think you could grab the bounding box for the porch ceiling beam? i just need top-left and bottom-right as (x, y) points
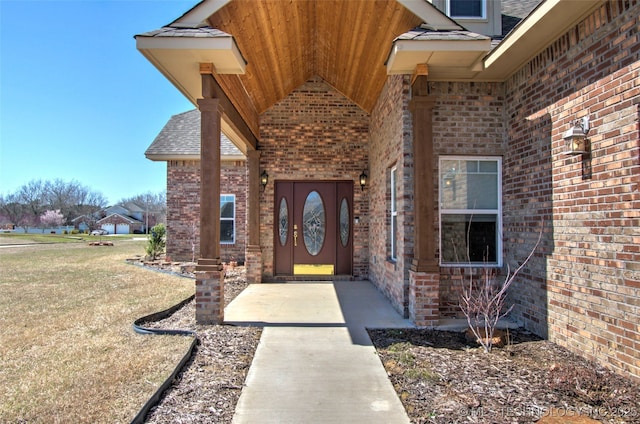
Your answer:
(200, 63), (258, 152)
(411, 63), (429, 85)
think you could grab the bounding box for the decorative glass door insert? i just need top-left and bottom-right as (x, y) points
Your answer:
(302, 191), (326, 256)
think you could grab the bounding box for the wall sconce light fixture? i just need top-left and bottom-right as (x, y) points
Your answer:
(359, 170), (368, 191)
(563, 117), (590, 155)
(443, 175), (454, 188)
(260, 170), (269, 190)
(443, 170), (457, 200)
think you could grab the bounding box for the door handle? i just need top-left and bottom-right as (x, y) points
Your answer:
(293, 224), (298, 247)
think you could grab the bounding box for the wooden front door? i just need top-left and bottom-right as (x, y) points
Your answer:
(274, 181), (353, 276)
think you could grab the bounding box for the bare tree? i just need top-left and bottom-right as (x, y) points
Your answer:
(119, 191), (167, 232)
(0, 194), (26, 229)
(3, 180), (163, 232)
(44, 179), (107, 224)
(45, 179), (77, 217)
(2, 179), (107, 231)
(17, 179), (46, 230)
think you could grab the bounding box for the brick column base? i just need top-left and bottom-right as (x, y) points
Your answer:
(245, 245), (263, 284)
(409, 270), (440, 327)
(195, 259), (224, 324)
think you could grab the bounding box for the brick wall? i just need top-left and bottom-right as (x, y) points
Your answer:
(368, 74), (413, 317)
(223, 161), (247, 263)
(258, 76), (370, 279)
(504, 0), (640, 380)
(368, 78), (507, 320)
(166, 159), (247, 263)
(429, 81), (506, 317)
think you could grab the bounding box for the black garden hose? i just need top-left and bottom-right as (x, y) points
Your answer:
(130, 295), (197, 424)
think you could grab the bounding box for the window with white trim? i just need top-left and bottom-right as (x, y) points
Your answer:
(220, 194), (235, 244)
(390, 165), (398, 261)
(439, 156), (501, 266)
(447, 0), (486, 19)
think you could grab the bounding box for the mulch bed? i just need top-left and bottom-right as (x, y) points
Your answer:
(136, 263), (639, 423)
(368, 328), (640, 424)
(138, 267), (262, 424)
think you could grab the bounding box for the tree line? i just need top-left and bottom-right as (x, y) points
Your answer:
(0, 179), (165, 232)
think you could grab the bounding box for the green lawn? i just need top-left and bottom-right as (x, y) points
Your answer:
(0, 232), (143, 245)
(0, 239), (194, 423)
(0, 232), (86, 245)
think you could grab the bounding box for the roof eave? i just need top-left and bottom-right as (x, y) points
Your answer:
(482, 0), (605, 80)
(136, 33), (246, 74)
(135, 30), (246, 105)
(145, 153), (201, 161)
(145, 153), (245, 162)
(386, 37), (492, 76)
(170, 0), (231, 28)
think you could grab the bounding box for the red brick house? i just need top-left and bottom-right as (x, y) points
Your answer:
(136, 0), (640, 381)
(94, 204), (150, 234)
(96, 213), (143, 235)
(145, 109), (247, 263)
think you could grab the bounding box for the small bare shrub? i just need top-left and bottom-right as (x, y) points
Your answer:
(188, 220), (198, 263)
(459, 221), (543, 353)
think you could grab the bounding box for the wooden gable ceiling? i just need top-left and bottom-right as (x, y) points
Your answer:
(206, 0), (422, 115)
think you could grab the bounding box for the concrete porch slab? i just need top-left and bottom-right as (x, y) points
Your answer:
(225, 280), (414, 424)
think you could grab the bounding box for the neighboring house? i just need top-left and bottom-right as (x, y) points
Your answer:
(136, 0), (640, 381)
(82, 203), (158, 234)
(97, 212), (144, 235)
(145, 109), (247, 263)
(71, 215), (93, 232)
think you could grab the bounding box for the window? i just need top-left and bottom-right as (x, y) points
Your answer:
(439, 156), (501, 266)
(447, 0), (486, 19)
(390, 166), (398, 261)
(220, 194), (235, 244)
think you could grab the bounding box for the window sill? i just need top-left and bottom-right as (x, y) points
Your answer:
(386, 258), (399, 272)
(440, 263), (502, 269)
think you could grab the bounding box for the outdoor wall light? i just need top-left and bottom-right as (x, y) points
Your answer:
(260, 170), (269, 190)
(359, 170), (368, 191)
(563, 117), (590, 155)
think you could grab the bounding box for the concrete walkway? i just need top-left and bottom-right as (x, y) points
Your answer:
(225, 280), (414, 424)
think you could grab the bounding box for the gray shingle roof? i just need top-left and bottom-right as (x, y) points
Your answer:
(136, 26), (232, 39)
(501, 0), (543, 37)
(394, 0), (543, 51)
(396, 28), (489, 42)
(145, 109), (244, 160)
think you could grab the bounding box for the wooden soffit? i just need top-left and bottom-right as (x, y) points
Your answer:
(205, 0), (423, 115)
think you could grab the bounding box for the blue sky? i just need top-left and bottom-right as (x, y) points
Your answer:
(0, 0), (197, 204)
